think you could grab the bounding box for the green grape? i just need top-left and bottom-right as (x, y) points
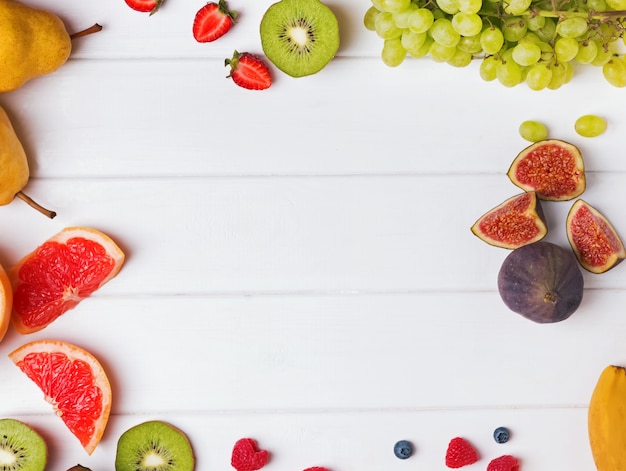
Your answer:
(429, 41), (458, 61)
(575, 40), (598, 64)
(429, 18), (461, 47)
(525, 14), (546, 31)
(401, 29), (427, 52)
(575, 115), (607, 137)
(364, 6), (380, 31)
(457, 0), (482, 14)
(393, 3), (418, 29)
(504, 0), (532, 15)
(447, 48), (473, 66)
(496, 57), (522, 86)
(603, 57), (626, 87)
(503, 17), (527, 42)
(480, 27), (504, 54)
(480, 55), (499, 80)
(451, 12), (483, 36)
(554, 37), (579, 62)
(587, 0), (608, 10)
(591, 42), (615, 66)
(457, 33), (483, 53)
(563, 60), (574, 83)
(436, 0), (460, 14)
(519, 32), (541, 44)
(381, 38), (407, 66)
(408, 8), (434, 34)
(535, 17), (555, 42)
(512, 42), (542, 66)
(375, 12), (403, 39)
(519, 120), (549, 142)
(538, 41), (554, 61)
(371, 0), (385, 11)
(547, 62), (567, 89)
(556, 17), (589, 39)
(606, 0), (626, 9)
(409, 35), (434, 57)
(525, 63), (553, 90)
(382, 0), (412, 13)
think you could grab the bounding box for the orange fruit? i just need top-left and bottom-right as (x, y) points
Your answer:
(10, 226), (125, 334)
(0, 263), (13, 342)
(9, 339), (112, 455)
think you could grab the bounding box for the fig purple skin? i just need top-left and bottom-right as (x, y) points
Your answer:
(497, 241), (584, 323)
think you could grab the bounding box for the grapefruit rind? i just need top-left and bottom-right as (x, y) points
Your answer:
(9, 339), (112, 455)
(566, 199), (626, 274)
(9, 226), (125, 334)
(0, 263), (13, 342)
(471, 192), (548, 249)
(507, 139), (586, 201)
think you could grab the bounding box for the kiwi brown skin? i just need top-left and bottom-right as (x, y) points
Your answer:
(260, 0), (340, 77)
(115, 420), (195, 471)
(0, 418), (47, 471)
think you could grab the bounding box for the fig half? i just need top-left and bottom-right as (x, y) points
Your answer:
(508, 139), (585, 201)
(498, 241), (584, 323)
(471, 192), (547, 249)
(566, 199), (626, 274)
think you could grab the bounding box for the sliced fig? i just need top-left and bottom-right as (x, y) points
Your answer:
(507, 139), (585, 201)
(498, 241), (584, 323)
(566, 199), (626, 274)
(471, 192), (548, 249)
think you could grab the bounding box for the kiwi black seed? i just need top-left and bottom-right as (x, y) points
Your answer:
(115, 421), (194, 471)
(0, 418), (47, 471)
(260, 0), (340, 77)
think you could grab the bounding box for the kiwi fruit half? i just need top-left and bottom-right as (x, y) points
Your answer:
(0, 418), (47, 471)
(260, 0), (340, 77)
(115, 420), (194, 471)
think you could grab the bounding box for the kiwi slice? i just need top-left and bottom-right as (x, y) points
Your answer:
(115, 421), (194, 471)
(0, 418), (47, 471)
(260, 0), (340, 77)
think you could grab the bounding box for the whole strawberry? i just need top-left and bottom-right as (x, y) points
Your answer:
(487, 455), (520, 471)
(193, 0), (237, 42)
(125, 0), (163, 15)
(225, 51), (272, 90)
(445, 437), (479, 468)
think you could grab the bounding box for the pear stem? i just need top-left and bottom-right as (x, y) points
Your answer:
(16, 192), (57, 219)
(70, 23), (103, 40)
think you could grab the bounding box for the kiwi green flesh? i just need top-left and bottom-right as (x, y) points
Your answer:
(115, 421), (194, 471)
(260, 0), (340, 77)
(0, 419), (47, 471)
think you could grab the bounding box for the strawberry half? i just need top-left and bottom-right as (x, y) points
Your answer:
(445, 437), (479, 468)
(125, 0), (163, 15)
(193, 0), (237, 43)
(225, 51), (272, 90)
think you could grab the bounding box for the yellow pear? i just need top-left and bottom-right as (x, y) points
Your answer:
(0, 106), (55, 218)
(0, 0), (101, 93)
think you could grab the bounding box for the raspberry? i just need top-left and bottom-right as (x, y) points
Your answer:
(487, 454), (520, 471)
(445, 437), (479, 468)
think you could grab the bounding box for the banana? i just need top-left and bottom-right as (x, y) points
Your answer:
(588, 365), (626, 471)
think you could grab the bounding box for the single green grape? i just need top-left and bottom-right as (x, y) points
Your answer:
(401, 29), (427, 52)
(525, 14), (545, 31)
(382, 0), (412, 14)
(408, 35), (434, 57)
(575, 41), (598, 64)
(512, 42), (542, 66)
(535, 17), (555, 42)
(496, 57), (522, 87)
(603, 58), (626, 87)
(547, 62), (567, 89)
(554, 37), (579, 62)
(429, 41), (457, 61)
(575, 115), (607, 138)
(591, 42), (617, 67)
(502, 18), (527, 42)
(392, 4), (418, 29)
(364, 6), (380, 31)
(456, 0), (482, 14)
(436, 0), (460, 14)
(504, 0), (532, 15)
(519, 120), (549, 142)
(381, 38), (407, 66)
(480, 27), (504, 54)
(429, 18), (461, 47)
(457, 34), (483, 54)
(375, 12), (403, 39)
(451, 12), (483, 36)
(480, 55), (499, 81)
(408, 8), (434, 34)
(525, 63), (553, 90)
(447, 49), (473, 67)
(556, 17), (589, 39)
(606, 0), (626, 9)
(587, 0), (608, 11)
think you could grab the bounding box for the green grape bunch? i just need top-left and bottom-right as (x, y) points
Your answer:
(363, 0), (626, 88)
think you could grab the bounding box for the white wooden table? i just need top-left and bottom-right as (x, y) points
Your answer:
(1, 0), (625, 469)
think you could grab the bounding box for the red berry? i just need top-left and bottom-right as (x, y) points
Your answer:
(487, 455), (520, 471)
(124, 0), (162, 15)
(303, 468), (331, 471)
(231, 438), (269, 471)
(445, 437), (479, 468)
(193, 0), (237, 42)
(225, 51), (272, 90)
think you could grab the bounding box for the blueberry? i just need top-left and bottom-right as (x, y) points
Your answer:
(393, 440), (414, 459)
(493, 426), (510, 444)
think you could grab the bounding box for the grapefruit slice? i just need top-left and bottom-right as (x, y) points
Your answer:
(0, 263), (13, 342)
(10, 226), (125, 334)
(9, 339), (112, 455)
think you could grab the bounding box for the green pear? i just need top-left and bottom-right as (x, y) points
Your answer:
(0, 0), (101, 92)
(0, 106), (56, 217)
